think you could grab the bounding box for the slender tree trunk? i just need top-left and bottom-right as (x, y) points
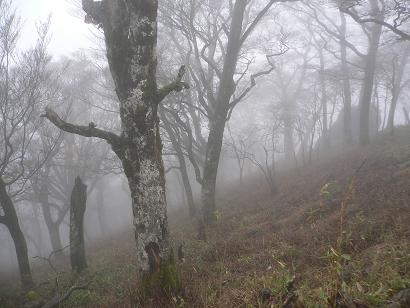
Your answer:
(39, 181), (63, 253)
(359, 1), (383, 145)
(318, 49), (329, 148)
(386, 44), (410, 133)
(403, 107), (410, 125)
(70, 177), (87, 273)
(32, 204), (44, 256)
(239, 166), (244, 186)
(0, 178), (33, 289)
(339, 10), (353, 145)
(160, 110), (196, 217)
(96, 181), (108, 237)
(283, 104), (294, 161)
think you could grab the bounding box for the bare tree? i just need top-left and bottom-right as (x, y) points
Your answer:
(225, 124), (257, 185)
(385, 42), (410, 133)
(245, 122), (281, 195)
(42, 0), (189, 284)
(305, 0), (385, 145)
(162, 0), (295, 224)
(0, 2), (57, 288)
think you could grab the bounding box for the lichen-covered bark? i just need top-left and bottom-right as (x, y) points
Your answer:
(82, 0), (169, 275)
(70, 176), (87, 273)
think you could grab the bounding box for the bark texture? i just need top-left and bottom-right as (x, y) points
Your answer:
(70, 176), (87, 273)
(96, 0), (169, 274)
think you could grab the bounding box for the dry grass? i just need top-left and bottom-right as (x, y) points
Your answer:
(1, 128), (410, 307)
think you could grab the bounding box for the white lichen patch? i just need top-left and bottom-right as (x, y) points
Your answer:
(128, 156), (168, 273)
(129, 16), (156, 39)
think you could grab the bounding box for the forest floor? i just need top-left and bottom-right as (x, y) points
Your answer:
(1, 127), (410, 307)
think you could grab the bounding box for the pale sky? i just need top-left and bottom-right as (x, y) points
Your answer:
(14, 0), (96, 59)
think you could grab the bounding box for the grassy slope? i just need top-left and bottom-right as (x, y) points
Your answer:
(1, 128), (410, 307)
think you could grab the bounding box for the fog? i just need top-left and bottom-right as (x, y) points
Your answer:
(0, 0), (409, 306)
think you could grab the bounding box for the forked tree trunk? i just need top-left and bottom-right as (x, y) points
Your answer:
(0, 178), (33, 289)
(39, 179), (63, 254)
(70, 176), (87, 273)
(201, 0), (247, 225)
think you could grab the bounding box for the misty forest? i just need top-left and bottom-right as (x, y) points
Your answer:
(0, 0), (410, 307)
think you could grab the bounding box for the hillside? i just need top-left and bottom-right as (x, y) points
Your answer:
(2, 127), (410, 307)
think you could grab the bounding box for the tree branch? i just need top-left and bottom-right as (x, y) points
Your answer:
(40, 280), (92, 308)
(157, 65), (190, 103)
(240, 0), (300, 46)
(41, 107), (124, 150)
(341, 7), (410, 40)
(227, 54), (277, 120)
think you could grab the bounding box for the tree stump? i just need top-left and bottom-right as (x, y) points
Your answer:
(70, 176), (87, 273)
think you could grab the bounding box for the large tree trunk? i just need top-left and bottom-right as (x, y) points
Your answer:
(359, 0), (383, 145)
(201, 115), (227, 224)
(70, 176), (87, 273)
(201, 0), (247, 225)
(0, 178), (34, 289)
(339, 10), (353, 145)
(44, 0), (187, 286)
(82, 0), (171, 276)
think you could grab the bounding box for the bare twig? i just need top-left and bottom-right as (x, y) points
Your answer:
(40, 280), (92, 308)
